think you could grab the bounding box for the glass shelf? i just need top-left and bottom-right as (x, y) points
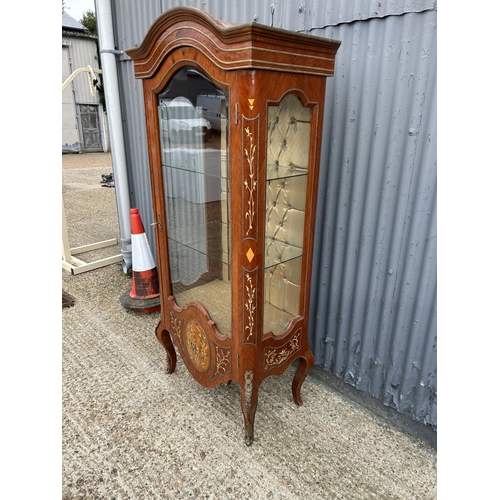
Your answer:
(264, 237), (302, 269)
(168, 236), (230, 274)
(168, 221), (229, 264)
(266, 164), (308, 181)
(162, 147), (227, 179)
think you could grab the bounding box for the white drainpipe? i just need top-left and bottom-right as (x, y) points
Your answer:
(95, 0), (132, 273)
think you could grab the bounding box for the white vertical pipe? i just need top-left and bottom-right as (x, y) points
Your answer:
(95, 0), (132, 273)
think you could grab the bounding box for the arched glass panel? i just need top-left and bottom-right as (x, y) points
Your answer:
(264, 94), (311, 335)
(158, 66), (231, 334)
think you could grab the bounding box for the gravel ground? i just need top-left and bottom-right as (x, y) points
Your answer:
(61, 152), (437, 499)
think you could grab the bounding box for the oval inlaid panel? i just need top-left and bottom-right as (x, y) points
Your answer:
(185, 320), (210, 372)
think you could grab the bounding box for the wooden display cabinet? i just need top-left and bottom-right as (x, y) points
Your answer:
(127, 7), (340, 445)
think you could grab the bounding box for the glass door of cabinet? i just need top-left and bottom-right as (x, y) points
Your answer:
(158, 66), (231, 335)
(264, 94), (312, 335)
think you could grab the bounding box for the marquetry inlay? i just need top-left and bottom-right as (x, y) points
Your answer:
(244, 126), (257, 237)
(244, 270), (257, 343)
(246, 247), (255, 263)
(186, 320), (210, 373)
(210, 344), (231, 380)
(264, 330), (301, 370)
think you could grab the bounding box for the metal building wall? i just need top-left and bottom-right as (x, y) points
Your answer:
(62, 45), (80, 152)
(68, 37), (102, 105)
(62, 34), (104, 152)
(110, 0), (437, 430)
(307, 7), (437, 430)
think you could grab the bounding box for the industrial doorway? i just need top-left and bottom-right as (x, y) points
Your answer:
(79, 104), (102, 151)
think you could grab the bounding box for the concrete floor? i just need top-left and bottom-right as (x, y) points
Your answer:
(62, 152), (437, 499)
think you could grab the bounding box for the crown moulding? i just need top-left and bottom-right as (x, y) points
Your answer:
(126, 6), (341, 79)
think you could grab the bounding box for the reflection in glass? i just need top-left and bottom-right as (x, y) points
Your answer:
(264, 94), (312, 335)
(159, 66), (231, 334)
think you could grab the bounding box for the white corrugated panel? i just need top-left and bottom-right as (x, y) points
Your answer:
(67, 37), (101, 105)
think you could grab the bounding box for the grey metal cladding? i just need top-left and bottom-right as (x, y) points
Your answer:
(309, 8), (437, 428)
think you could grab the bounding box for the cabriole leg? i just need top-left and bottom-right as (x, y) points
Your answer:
(292, 349), (314, 406)
(155, 321), (177, 374)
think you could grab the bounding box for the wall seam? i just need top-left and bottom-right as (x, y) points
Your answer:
(298, 4), (437, 33)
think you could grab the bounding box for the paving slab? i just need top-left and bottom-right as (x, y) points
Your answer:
(62, 152), (437, 499)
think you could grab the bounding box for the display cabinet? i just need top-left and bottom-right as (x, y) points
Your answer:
(127, 7), (340, 445)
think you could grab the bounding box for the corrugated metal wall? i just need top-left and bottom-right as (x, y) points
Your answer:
(62, 45), (80, 151)
(308, 6), (437, 430)
(62, 34), (104, 152)
(67, 37), (102, 105)
(110, 0), (437, 430)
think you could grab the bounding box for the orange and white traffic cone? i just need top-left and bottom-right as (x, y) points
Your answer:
(120, 208), (161, 313)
